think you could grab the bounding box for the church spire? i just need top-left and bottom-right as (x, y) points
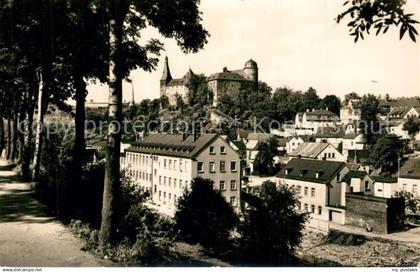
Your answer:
(161, 56), (172, 82)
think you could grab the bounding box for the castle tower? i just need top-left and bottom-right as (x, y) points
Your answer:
(243, 59), (258, 83)
(160, 56), (172, 97)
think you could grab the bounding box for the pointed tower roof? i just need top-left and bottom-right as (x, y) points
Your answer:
(161, 56), (172, 82)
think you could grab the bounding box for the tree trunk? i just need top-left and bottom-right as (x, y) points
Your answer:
(5, 118), (11, 159)
(32, 76), (45, 182)
(99, 7), (125, 251)
(69, 0), (88, 218)
(0, 117), (4, 158)
(8, 113), (18, 162)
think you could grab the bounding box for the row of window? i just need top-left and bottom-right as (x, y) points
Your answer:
(209, 145), (226, 155)
(322, 152), (336, 159)
(162, 158), (189, 173)
(293, 185), (316, 197)
(127, 169), (151, 182)
(158, 176), (188, 190)
(157, 190), (178, 206)
(402, 184), (418, 196)
(197, 160), (237, 173)
(126, 153), (190, 173)
(302, 203), (322, 215)
(218, 180), (237, 191)
(126, 153), (156, 167)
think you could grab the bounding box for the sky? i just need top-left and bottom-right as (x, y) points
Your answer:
(83, 0), (420, 104)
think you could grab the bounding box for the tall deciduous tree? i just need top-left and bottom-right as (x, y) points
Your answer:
(99, 0), (208, 250)
(403, 116), (420, 149)
(359, 94), (381, 145)
(175, 177), (238, 253)
(369, 133), (404, 174)
(238, 181), (307, 265)
(321, 95), (342, 115)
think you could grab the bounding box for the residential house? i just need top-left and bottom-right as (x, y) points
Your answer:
(295, 109), (341, 131)
(339, 170), (374, 206)
(342, 133), (365, 157)
(286, 136), (305, 154)
(340, 99), (361, 125)
(123, 133), (241, 216)
(398, 157), (420, 197)
(277, 158), (349, 223)
(289, 142), (346, 162)
(314, 126), (346, 149)
(371, 176), (398, 198)
(383, 106), (420, 140)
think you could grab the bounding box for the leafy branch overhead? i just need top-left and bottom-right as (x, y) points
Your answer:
(337, 0), (419, 42)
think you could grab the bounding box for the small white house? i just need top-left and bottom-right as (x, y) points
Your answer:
(339, 170), (374, 206)
(371, 176), (398, 198)
(286, 136), (305, 154)
(342, 134), (365, 156)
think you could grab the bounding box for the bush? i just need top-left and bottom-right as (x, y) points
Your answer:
(175, 177), (239, 253)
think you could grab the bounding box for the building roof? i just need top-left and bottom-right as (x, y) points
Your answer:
(244, 59), (258, 69)
(342, 133), (363, 140)
(370, 176), (398, 184)
(207, 70), (249, 82)
(247, 133), (273, 142)
(289, 142), (330, 158)
(277, 158), (345, 183)
(166, 69), (195, 86)
(341, 170), (367, 183)
(126, 133), (220, 158)
(387, 106), (413, 120)
(303, 109), (340, 122)
(399, 157), (420, 179)
(315, 126), (346, 138)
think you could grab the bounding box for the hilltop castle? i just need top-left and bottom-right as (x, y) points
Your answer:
(160, 57), (258, 106)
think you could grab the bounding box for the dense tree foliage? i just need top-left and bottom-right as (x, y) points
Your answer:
(359, 94), (381, 145)
(238, 181), (307, 265)
(403, 116), (420, 148)
(175, 177), (238, 253)
(253, 137), (279, 176)
(321, 95), (342, 115)
(369, 133), (403, 174)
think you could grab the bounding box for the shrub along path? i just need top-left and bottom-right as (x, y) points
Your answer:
(0, 159), (110, 267)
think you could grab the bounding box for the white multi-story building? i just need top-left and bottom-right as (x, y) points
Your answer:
(295, 109), (340, 131)
(277, 158), (349, 223)
(123, 133), (241, 216)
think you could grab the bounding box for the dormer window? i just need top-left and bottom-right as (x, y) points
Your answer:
(300, 169), (308, 176)
(285, 168), (292, 175)
(315, 171), (323, 179)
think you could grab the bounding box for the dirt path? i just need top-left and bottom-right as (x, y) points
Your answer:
(0, 160), (110, 267)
